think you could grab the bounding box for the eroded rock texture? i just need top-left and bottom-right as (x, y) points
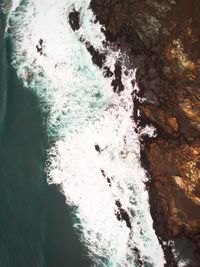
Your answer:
(91, 0), (200, 265)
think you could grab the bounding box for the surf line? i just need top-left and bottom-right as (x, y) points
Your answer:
(8, 1), (165, 266)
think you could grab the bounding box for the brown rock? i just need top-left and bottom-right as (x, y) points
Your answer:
(155, 181), (163, 191)
(168, 117), (179, 132)
(162, 66), (173, 80)
(148, 68), (157, 80)
(187, 63), (196, 72)
(171, 225), (181, 237)
(91, 0), (200, 265)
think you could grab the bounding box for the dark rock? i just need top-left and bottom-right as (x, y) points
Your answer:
(115, 200), (131, 229)
(94, 144), (101, 152)
(111, 62), (124, 93)
(103, 66), (113, 78)
(69, 8), (80, 31)
(86, 42), (106, 68)
(36, 39), (44, 55)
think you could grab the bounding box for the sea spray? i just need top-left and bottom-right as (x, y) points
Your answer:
(8, 0), (165, 266)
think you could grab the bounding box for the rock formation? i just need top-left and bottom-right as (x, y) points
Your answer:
(90, 0), (200, 265)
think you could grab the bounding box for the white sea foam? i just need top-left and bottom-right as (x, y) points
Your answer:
(8, 0), (165, 266)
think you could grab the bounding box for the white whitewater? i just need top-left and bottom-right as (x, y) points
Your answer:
(8, 0), (165, 266)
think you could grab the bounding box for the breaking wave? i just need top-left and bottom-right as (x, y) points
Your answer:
(8, 0), (165, 266)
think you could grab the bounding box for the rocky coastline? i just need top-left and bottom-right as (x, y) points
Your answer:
(88, 1), (200, 266)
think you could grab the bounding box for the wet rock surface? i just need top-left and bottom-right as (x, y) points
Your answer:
(69, 8), (80, 31)
(115, 200), (132, 229)
(91, 0), (200, 266)
(36, 39), (44, 55)
(85, 41), (106, 68)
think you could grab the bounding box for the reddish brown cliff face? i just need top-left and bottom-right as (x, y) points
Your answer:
(90, 0), (200, 265)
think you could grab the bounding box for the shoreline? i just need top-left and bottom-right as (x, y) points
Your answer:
(89, 1), (200, 266)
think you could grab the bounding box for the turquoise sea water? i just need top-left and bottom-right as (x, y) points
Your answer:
(0, 2), (89, 266)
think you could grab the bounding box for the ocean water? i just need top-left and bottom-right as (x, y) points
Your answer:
(0, 1), (89, 267)
(1, 0), (166, 266)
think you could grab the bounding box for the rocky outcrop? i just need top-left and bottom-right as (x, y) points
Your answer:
(69, 8), (80, 31)
(90, 0), (200, 265)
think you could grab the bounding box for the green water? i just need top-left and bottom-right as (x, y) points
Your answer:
(0, 5), (89, 267)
